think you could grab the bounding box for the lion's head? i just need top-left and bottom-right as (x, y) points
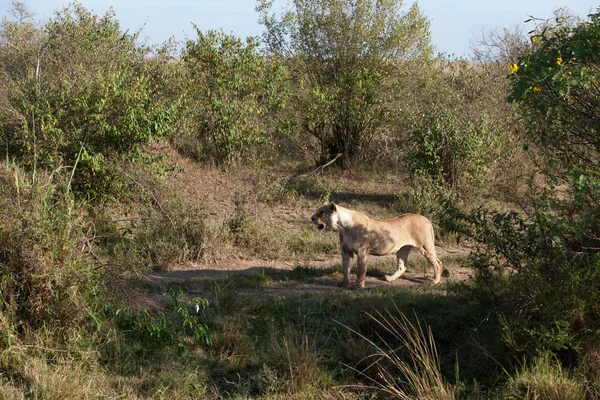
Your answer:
(311, 203), (339, 232)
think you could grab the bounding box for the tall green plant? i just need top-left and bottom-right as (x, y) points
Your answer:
(399, 58), (516, 209)
(0, 2), (172, 199)
(508, 9), (600, 169)
(182, 28), (289, 164)
(447, 9), (600, 357)
(407, 107), (489, 191)
(258, 0), (433, 166)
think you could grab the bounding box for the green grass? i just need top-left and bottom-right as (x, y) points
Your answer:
(113, 267), (510, 396)
(502, 353), (588, 400)
(0, 264), (513, 399)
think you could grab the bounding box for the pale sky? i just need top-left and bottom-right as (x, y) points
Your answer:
(0, 0), (597, 58)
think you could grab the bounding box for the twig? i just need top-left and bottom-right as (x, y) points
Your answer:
(281, 153), (343, 180)
(120, 170), (176, 229)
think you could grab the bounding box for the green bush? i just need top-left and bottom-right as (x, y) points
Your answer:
(259, 0), (433, 166)
(445, 10), (600, 359)
(181, 28), (289, 164)
(400, 59), (519, 202)
(448, 200), (600, 355)
(110, 291), (212, 357)
(407, 108), (489, 192)
(0, 3), (174, 200)
(508, 9), (600, 170)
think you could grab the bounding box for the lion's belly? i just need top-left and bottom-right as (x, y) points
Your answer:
(368, 232), (409, 256)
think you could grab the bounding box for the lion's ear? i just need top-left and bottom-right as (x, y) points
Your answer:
(329, 203), (337, 212)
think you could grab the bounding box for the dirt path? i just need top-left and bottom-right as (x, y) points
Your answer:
(144, 245), (472, 301)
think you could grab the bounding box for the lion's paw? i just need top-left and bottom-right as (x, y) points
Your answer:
(348, 283), (365, 290)
(384, 274), (393, 282)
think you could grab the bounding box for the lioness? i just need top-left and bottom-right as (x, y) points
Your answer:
(311, 203), (446, 288)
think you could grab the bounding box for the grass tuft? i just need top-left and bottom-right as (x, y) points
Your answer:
(346, 306), (455, 399)
(503, 353), (588, 400)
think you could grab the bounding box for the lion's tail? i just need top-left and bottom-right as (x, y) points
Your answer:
(441, 263), (450, 278)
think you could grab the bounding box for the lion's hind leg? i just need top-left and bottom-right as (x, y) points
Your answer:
(422, 246), (443, 284)
(384, 246), (411, 282)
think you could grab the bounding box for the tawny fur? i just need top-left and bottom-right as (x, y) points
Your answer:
(311, 203), (446, 289)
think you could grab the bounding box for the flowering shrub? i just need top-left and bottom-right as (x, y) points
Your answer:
(449, 9), (600, 357)
(508, 10), (600, 168)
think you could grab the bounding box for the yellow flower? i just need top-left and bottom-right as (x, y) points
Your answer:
(557, 57), (563, 65)
(533, 86), (541, 92)
(531, 36), (538, 43)
(509, 63), (519, 74)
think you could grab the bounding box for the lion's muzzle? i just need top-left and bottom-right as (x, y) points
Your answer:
(311, 215), (326, 232)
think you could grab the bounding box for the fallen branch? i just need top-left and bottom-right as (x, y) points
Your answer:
(282, 153), (343, 180)
(121, 170), (176, 230)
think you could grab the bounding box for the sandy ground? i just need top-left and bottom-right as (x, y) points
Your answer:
(142, 245), (472, 303)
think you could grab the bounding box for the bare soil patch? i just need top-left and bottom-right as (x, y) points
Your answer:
(145, 245), (472, 301)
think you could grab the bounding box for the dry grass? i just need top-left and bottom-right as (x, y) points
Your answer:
(346, 306), (455, 400)
(21, 359), (118, 400)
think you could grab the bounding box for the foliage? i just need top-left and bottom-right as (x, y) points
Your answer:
(401, 59), (519, 202)
(0, 2), (173, 200)
(112, 290), (212, 356)
(259, 0), (433, 166)
(446, 196), (600, 355)
(0, 161), (99, 334)
(182, 28), (289, 164)
(508, 9), (600, 169)
(444, 10), (600, 360)
(407, 106), (489, 192)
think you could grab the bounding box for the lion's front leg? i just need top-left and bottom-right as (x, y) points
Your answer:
(355, 252), (368, 289)
(339, 251), (352, 287)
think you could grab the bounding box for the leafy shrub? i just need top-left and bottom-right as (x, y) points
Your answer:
(441, 12), (600, 363)
(406, 107), (489, 192)
(111, 291), (212, 356)
(447, 197), (600, 355)
(0, 161), (99, 334)
(0, 3), (174, 200)
(259, 0), (433, 166)
(182, 28), (289, 164)
(400, 59), (518, 202)
(508, 10), (600, 170)
(395, 174), (455, 221)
